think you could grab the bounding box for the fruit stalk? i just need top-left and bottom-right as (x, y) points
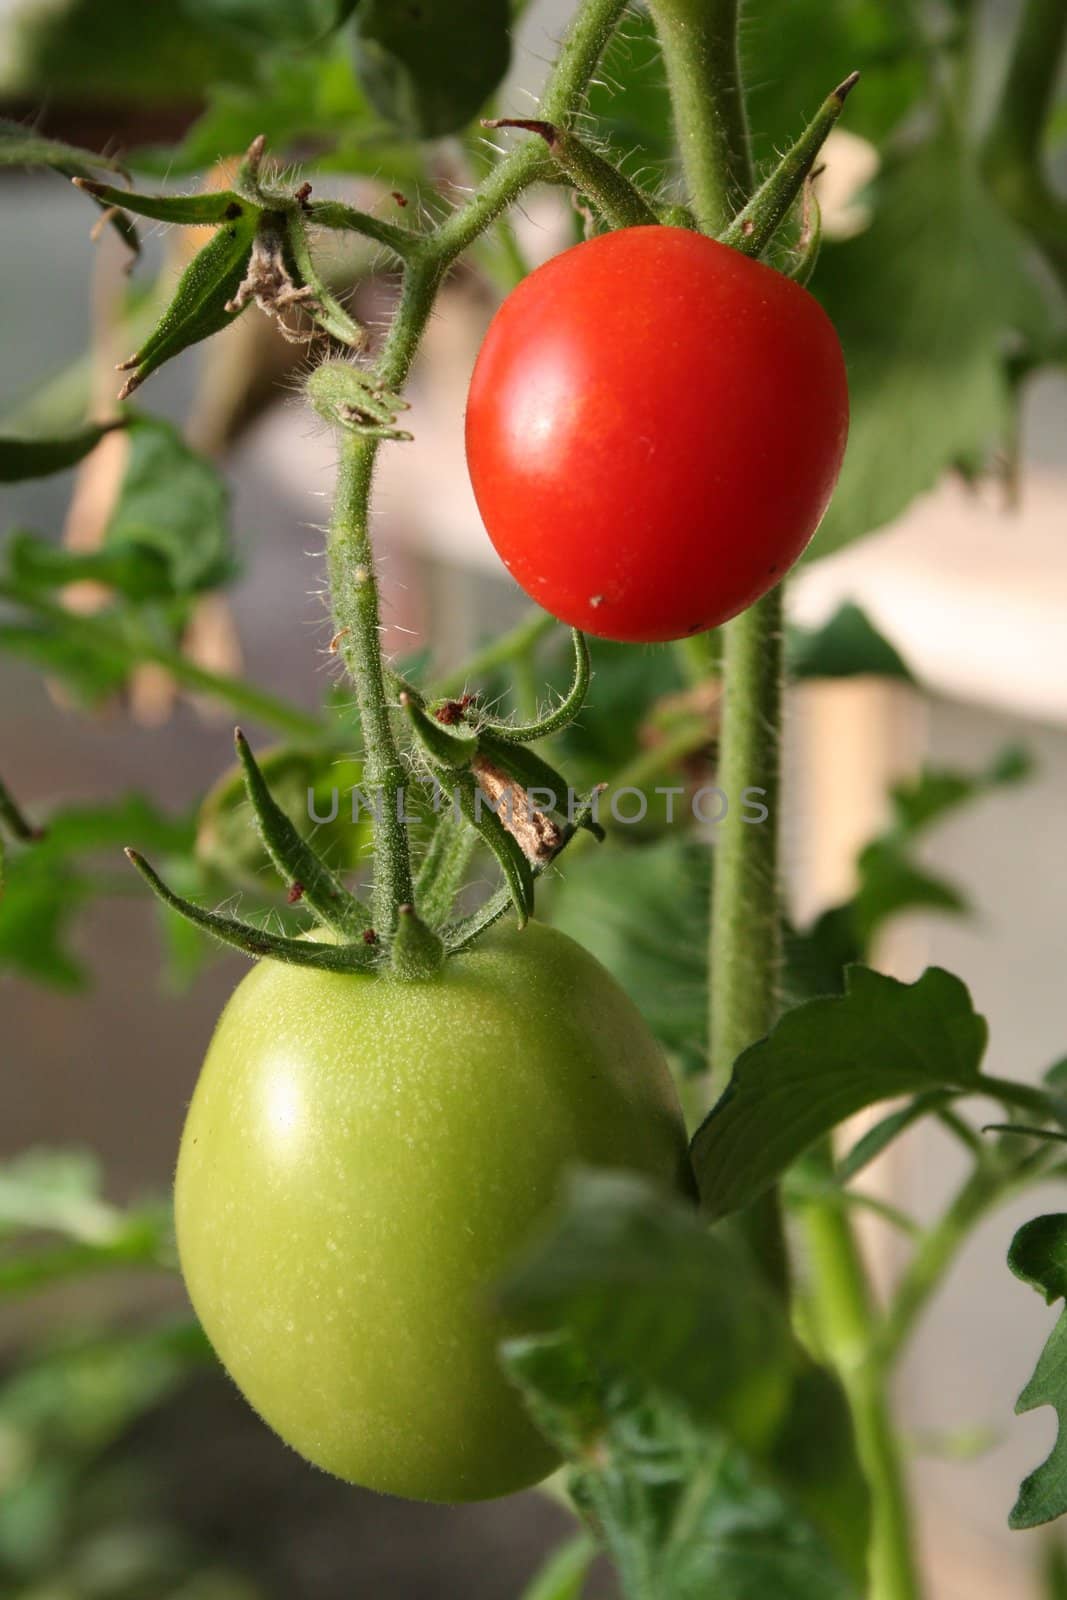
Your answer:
(647, 0), (751, 232)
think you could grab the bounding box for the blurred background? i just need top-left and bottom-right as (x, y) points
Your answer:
(2, 0), (1066, 1595)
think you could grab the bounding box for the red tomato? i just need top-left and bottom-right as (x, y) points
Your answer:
(465, 227), (849, 643)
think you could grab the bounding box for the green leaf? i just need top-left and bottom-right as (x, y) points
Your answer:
(691, 966), (988, 1218)
(0, 1317), (212, 1460)
(887, 745), (1032, 836)
(499, 1171), (792, 1450)
(102, 415), (235, 595)
(788, 602), (915, 683)
(784, 746), (1033, 999)
(0, 795), (193, 988)
(812, 134), (1051, 560)
(116, 214), (259, 399)
(0, 0), (256, 100)
(504, 1336), (860, 1600)
(519, 1535), (596, 1600)
(353, 0), (511, 140)
(0, 617), (131, 707)
(850, 840), (966, 943)
(1010, 1215), (1067, 1528)
(183, 0), (357, 45)
(0, 421), (126, 484)
(547, 837), (709, 1071)
(139, 47), (415, 179)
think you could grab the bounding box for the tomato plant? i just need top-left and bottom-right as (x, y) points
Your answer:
(466, 227), (849, 643)
(176, 921), (691, 1500)
(3, 0), (1067, 1596)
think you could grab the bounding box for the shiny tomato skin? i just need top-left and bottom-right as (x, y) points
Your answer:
(175, 920), (691, 1503)
(465, 227), (849, 643)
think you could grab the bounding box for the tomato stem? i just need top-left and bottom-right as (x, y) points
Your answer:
(803, 1188), (923, 1600)
(646, 0), (752, 233)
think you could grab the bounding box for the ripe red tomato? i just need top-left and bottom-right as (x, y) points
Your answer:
(465, 227), (849, 643)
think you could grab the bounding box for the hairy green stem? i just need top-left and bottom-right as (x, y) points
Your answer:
(648, 0), (752, 231)
(707, 586), (782, 1098)
(803, 1195), (922, 1600)
(654, 0), (788, 1301)
(877, 1144), (1056, 1370)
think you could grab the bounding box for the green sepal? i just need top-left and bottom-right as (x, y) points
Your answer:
(442, 769), (533, 929)
(415, 812), (478, 928)
(306, 360), (412, 441)
(306, 200), (423, 260)
(0, 420), (126, 484)
(125, 849), (378, 972)
(283, 211), (365, 348)
(401, 692), (478, 772)
(389, 902), (445, 979)
(442, 785), (605, 953)
(720, 72), (859, 260)
(116, 210), (260, 399)
(484, 121), (659, 230)
(353, 0), (511, 141)
(789, 186), (823, 287)
(72, 177), (254, 227)
(476, 734), (604, 841)
(234, 728), (371, 935)
(480, 629), (591, 743)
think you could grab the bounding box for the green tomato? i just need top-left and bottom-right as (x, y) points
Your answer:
(176, 920), (692, 1502)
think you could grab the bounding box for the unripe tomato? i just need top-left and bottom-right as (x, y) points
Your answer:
(465, 227), (849, 643)
(176, 921), (692, 1502)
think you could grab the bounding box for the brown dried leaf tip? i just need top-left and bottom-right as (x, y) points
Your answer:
(225, 230), (315, 338)
(472, 755), (563, 864)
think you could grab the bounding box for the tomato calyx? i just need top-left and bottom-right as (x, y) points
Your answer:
(125, 630), (603, 975)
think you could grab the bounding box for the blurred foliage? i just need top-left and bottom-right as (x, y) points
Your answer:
(0, 1149), (173, 1296)
(0, 797), (193, 988)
